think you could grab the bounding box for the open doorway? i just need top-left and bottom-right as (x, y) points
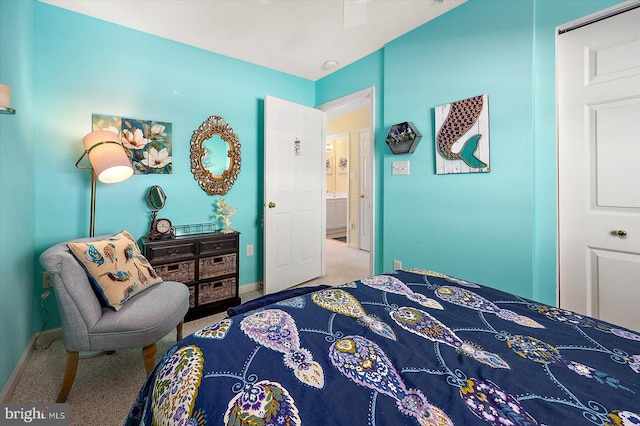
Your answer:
(325, 131), (349, 239)
(315, 87), (375, 283)
(263, 91), (373, 294)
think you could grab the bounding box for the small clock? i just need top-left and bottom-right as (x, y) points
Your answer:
(150, 217), (175, 240)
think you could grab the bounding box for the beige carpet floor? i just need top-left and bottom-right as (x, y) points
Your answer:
(8, 238), (369, 425)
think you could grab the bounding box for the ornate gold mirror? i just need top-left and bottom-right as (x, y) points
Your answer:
(190, 115), (241, 195)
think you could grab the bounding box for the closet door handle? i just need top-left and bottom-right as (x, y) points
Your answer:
(268, 202), (276, 208)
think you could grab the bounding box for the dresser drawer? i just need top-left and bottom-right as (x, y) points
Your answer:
(154, 259), (196, 283)
(146, 242), (195, 263)
(199, 253), (237, 279)
(141, 231), (240, 321)
(198, 277), (236, 305)
(200, 237), (237, 256)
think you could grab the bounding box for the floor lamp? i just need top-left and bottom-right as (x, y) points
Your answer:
(75, 130), (133, 237)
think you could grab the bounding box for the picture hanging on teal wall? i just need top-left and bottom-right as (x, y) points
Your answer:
(92, 114), (173, 174)
(434, 94), (490, 174)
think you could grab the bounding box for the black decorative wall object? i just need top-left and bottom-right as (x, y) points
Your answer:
(385, 122), (422, 155)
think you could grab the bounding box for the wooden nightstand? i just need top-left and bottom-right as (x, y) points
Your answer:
(141, 231), (241, 321)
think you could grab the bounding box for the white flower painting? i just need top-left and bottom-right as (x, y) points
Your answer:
(92, 114), (173, 174)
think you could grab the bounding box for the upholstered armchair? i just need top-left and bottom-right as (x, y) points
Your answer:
(39, 233), (190, 403)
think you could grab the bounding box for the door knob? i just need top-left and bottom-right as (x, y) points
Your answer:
(268, 202), (276, 208)
(616, 229), (628, 237)
(360, 194), (365, 199)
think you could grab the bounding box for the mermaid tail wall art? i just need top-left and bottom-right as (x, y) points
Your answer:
(435, 94), (489, 174)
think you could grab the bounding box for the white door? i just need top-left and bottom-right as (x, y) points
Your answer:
(264, 95), (326, 294)
(558, 5), (640, 332)
(358, 128), (372, 252)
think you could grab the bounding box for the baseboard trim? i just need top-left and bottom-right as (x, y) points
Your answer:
(0, 328), (62, 403)
(239, 281), (263, 294)
(0, 336), (34, 403)
(1, 284), (263, 402)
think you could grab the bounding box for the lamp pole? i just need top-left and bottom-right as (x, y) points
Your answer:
(90, 171), (97, 237)
(76, 131), (133, 237)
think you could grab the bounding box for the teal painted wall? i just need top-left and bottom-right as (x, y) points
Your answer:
(383, 0), (537, 298)
(31, 2), (315, 333)
(1, 0), (626, 394)
(0, 0), (36, 393)
(2, 0), (316, 392)
(380, 0), (622, 302)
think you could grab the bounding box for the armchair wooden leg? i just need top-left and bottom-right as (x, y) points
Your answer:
(57, 351), (79, 403)
(142, 344), (157, 376)
(176, 320), (184, 341)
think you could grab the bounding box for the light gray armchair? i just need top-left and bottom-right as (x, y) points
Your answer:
(39, 234), (190, 403)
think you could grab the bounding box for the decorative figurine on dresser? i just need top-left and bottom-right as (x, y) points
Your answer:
(141, 186), (241, 321)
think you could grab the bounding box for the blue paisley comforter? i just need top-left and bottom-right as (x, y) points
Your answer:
(125, 269), (640, 425)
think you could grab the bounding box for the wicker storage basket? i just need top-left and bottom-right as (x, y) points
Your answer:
(198, 278), (236, 305)
(199, 253), (237, 279)
(188, 286), (195, 308)
(154, 260), (196, 283)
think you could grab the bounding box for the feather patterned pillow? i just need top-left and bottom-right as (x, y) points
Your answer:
(67, 230), (163, 311)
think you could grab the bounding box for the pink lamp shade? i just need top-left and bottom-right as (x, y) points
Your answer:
(0, 84), (11, 108)
(82, 130), (133, 183)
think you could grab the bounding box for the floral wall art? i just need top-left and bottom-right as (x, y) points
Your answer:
(92, 114), (173, 174)
(326, 154), (334, 175)
(338, 156), (348, 173)
(434, 94), (490, 174)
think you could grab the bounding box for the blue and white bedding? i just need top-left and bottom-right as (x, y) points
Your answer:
(125, 269), (640, 425)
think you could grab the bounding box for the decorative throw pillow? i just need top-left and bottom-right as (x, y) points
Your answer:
(67, 230), (163, 310)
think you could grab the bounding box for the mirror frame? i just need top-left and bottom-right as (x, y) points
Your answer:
(190, 115), (241, 195)
(147, 185), (166, 211)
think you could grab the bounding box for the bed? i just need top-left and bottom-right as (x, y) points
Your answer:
(125, 268), (640, 425)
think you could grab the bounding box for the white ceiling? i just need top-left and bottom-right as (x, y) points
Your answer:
(39, 0), (466, 81)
